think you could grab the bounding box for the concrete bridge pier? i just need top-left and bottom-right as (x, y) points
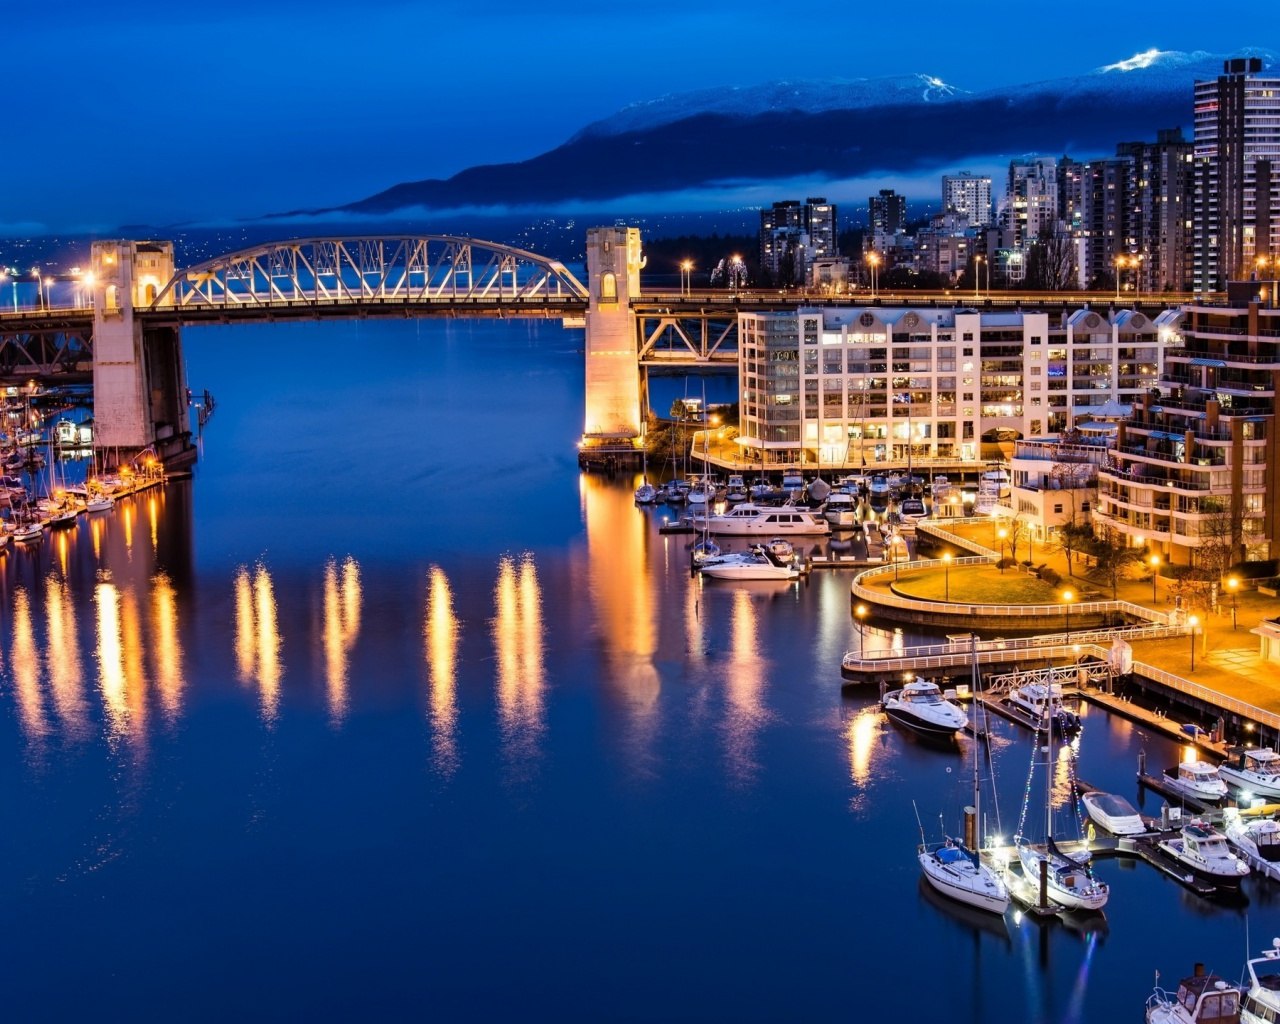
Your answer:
(579, 225), (644, 467)
(90, 240), (195, 469)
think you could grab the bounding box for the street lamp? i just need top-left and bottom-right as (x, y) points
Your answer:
(31, 268), (43, 310)
(1114, 255), (1130, 301)
(1228, 576), (1239, 630)
(1188, 614), (1199, 671)
(1150, 554), (1161, 603)
(942, 552), (952, 602)
(680, 259), (693, 298)
(1061, 588), (1075, 641)
(974, 255), (984, 300)
(43, 277), (53, 310)
(867, 252), (880, 299)
(855, 603), (868, 650)
(997, 527), (1008, 573)
(4, 267), (18, 311)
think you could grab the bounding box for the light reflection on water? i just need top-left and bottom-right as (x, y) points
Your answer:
(0, 318), (1254, 1021)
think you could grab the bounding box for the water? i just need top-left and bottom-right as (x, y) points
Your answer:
(2, 318), (1269, 1022)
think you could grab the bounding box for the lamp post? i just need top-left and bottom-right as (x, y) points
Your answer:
(1062, 588), (1075, 642)
(974, 255), (984, 300)
(867, 252), (880, 299)
(997, 527), (1008, 573)
(1114, 255), (1128, 301)
(942, 552), (952, 601)
(32, 268), (43, 310)
(855, 603), (868, 650)
(43, 277), (53, 310)
(1150, 554), (1161, 603)
(680, 260), (692, 298)
(1228, 576), (1239, 630)
(1188, 614), (1199, 671)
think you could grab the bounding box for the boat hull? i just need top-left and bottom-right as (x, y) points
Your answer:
(1016, 844), (1109, 911)
(1218, 765), (1280, 800)
(884, 705), (962, 739)
(919, 848), (1010, 915)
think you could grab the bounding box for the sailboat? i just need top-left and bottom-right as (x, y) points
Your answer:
(916, 638), (1011, 914)
(1014, 698), (1110, 911)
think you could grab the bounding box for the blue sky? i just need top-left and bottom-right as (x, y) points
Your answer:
(0, 2), (1267, 233)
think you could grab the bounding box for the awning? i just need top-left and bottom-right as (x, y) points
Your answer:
(1189, 358), (1227, 367)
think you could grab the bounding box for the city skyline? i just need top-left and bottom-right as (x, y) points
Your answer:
(2, 3), (1271, 233)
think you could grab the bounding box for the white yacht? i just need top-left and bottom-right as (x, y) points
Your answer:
(1163, 761), (1230, 803)
(1007, 681), (1081, 734)
(1218, 748), (1280, 800)
(918, 840), (1010, 915)
(1223, 809), (1280, 882)
(881, 678), (967, 739)
(700, 503), (831, 537)
(823, 491), (859, 528)
(1081, 791), (1148, 836)
(1157, 820), (1250, 888)
(1145, 961), (1242, 1024)
(1242, 938), (1280, 1024)
(697, 544), (802, 581)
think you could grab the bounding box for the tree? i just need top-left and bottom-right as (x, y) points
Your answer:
(1192, 496), (1239, 612)
(1024, 231), (1079, 291)
(1004, 515), (1031, 565)
(1090, 522), (1141, 599)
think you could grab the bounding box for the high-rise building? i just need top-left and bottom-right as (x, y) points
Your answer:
(1116, 128), (1193, 293)
(759, 200), (804, 283)
(942, 173), (992, 227)
(869, 189), (907, 235)
(759, 198), (836, 285)
(803, 197), (838, 262)
(1192, 57), (1280, 291)
(1002, 157), (1060, 250)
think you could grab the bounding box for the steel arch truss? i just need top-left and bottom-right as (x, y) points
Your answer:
(0, 324), (94, 381)
(150, 236), (589, 310)
(636, 309), (739, 365)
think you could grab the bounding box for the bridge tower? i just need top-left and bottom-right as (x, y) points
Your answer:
(582, 226), (644, 455)
(90, 241), (194, 466)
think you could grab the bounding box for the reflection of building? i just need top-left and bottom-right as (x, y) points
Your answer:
(1100, 280), (1279, 566)
(1193, 58), (1280, 292)
(736, 305), (1171, 468)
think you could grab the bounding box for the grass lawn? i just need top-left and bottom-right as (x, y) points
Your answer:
(892, 565), (1066, 604)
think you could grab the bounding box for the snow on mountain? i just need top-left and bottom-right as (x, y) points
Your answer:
(573, 73), (967, 140)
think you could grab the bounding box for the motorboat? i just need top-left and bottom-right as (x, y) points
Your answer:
(1081, 791), (1148, 836)
(780, 472), (804, 496)
(700, 503), (830, 536)
(868, 474), (890, 499)
(1145, 960), (1242, 1024)
(725, 474), (748, 503)
(1218, 748), (1280, 800)
(1156, 820), (1250, 888)
(930, 475), (952, 500)
(898, 497), (926, 531)
(881, 678), (966, 738)
(748, 477), (773, 499)
(1006, 681), (1081, 734)
(1223, 808), (1280, 882)
(1243, 938), (1280, 1024)
(1163, 761), (1230, 803)
(823, 491), (859, 528)
(697, 543), (802, 581)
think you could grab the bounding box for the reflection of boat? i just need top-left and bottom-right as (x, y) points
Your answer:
(1014, 712), (1109, 911)
(1007, 681), (1081, 734)
(1145, 959), (1242, 1024)
(1218, 748), (1280, 800)
(917, 875), (1011, 942)
(1163, 761), (1230, 803)
(1156, 820), (1250, 888)
(1223, 808), (1280, 881)
(1081, 791), (1148, 836)
(1242, 938), (1280, 1024)
(883, 678), (966, 739)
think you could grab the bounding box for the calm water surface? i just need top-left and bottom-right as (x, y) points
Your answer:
(2, 319), (1270, 1022)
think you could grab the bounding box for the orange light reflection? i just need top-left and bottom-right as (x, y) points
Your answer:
(425, 565), (460, 775)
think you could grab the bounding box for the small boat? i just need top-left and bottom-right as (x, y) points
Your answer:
(748, 477), (773, 499)
(1242, 938), (1280, 1024)
(697, 543), (802, 581)
(1223, 808), (1280, 881)
(634, 481), (658, 504)
(1007, 681), (1081, 734)
(823, 491), (859, 528)
(685, 476), (716, 507)
(898, 497), (927, 530)
(690, 538), (723, 563)
(700, 502), (831, 537)
(930, 475), (952, 499)
(882, 678), (967, 739)
(1218, 748), (1280, 800)
(84, 495), (114, 513)
(868, 474), (890, 498)
(1145, 960), (1242, 1024)
(1163, 761), (1230, 804)
(11, 520), (43, 544)
(725, 474), (748, 503)
(1156, 819), (1250, 888)
(1081, 791), (1148, 836)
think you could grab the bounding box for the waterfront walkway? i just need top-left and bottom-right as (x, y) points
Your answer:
(864, 518), (1280, 729)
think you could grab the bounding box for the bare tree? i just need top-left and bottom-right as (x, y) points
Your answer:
(1090, 522), (1141, 599)
(1025, 231), (1079, 291)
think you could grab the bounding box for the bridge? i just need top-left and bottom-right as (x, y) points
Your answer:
(0, 226), (1196, 468)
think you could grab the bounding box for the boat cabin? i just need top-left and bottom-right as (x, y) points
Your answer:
(1243, 749), (1280, 781)
(1169, 967), (1241, 1024)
